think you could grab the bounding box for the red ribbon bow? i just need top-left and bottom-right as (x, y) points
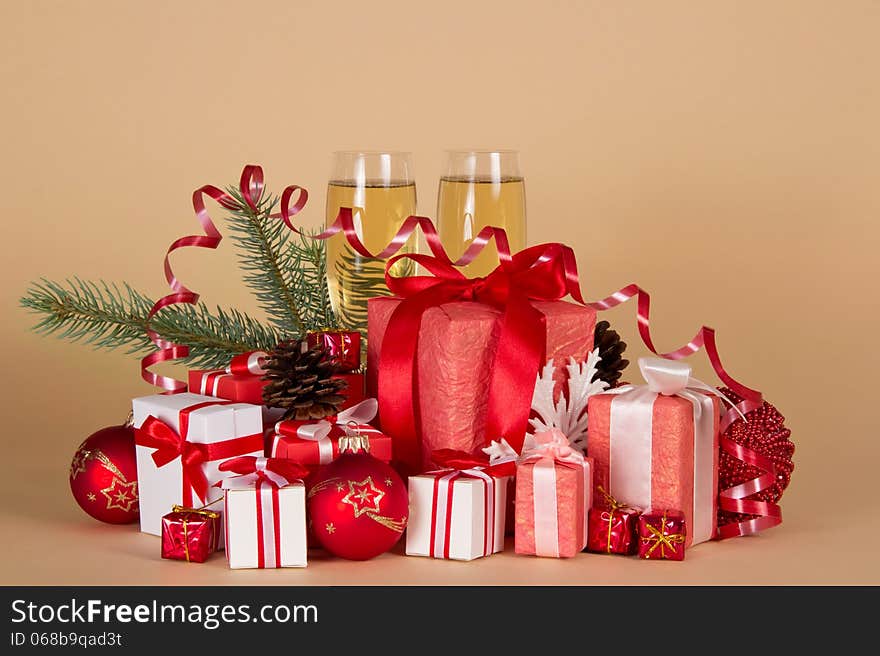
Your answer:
(218, 456), (309, 488)
(430, 449), (516, 479)
(135, 401), (262, 506)
(381, 244), (583, 474)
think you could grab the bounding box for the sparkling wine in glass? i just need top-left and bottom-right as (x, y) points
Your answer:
(325, 151), (417, 334)
(436, 150), (526, 277)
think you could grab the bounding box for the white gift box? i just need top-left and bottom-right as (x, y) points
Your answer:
(223, 480), (307, 569)
(132, 392), (264, 537)
(406, 470), (508, 561)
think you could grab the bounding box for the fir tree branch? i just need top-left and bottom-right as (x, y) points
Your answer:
(221, 186), (339, 336)
(290, 230), (337, 330)
(223, 187), (306, 335)
(20, 278), (283, 370)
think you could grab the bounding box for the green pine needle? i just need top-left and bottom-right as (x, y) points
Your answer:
(20, 174), (340, 370)
(222, 186), (338, 335)
(20, 278), (284, 370)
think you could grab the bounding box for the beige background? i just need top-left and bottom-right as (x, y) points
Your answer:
(1, 1), (878, 584)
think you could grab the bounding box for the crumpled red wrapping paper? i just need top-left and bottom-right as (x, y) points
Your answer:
(367, 298), (595, 470)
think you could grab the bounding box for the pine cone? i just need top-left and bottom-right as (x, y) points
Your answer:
(593, 320), (629, 387)
(262, 339), (348, 421)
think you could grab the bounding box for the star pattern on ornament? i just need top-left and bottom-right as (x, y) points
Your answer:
(335, 482), (346, 492)
(87, 493), (96, 501)
(325, 523), (335, 534)
(384, 478), (393, 487)
(100, 477), (138, 513)
(70, 448), (93, 479)
(341, 476), (385, 518)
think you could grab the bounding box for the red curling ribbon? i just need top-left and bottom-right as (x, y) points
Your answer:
(140, 166), (305, 392)
(143, 164), (776, 538)
(135, 401), (264, 507)
(227, 351), (268, 377)
(715, 400), (783, 539)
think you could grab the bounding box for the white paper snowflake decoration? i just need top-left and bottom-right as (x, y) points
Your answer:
(481, 437), (520, 465)
(527, 349), (609, 454)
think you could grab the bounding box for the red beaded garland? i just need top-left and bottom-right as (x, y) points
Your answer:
(717, 387), (794, 529)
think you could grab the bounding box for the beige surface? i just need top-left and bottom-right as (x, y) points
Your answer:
(1, 0), (879, 585)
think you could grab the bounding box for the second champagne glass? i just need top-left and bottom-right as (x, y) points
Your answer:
(325, 151), (417, 335)
(436, 150), (526, 277)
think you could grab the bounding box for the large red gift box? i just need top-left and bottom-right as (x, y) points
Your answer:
(367, 298), (595, 471)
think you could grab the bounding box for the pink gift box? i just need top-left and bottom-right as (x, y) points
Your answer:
(367, 298), (595, 470)
(514, 449), (593, 558)
(586, 390), (720, 547)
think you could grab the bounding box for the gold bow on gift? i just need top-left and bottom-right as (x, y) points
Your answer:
(640, 511), (685, 559)
(171, 504), (220, 563)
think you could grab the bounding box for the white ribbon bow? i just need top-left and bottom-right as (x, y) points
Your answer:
(621, 358), (743, 421)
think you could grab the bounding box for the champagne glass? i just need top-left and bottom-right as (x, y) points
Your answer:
(325, 151), (417, 334)
(436, 150), (526, 277)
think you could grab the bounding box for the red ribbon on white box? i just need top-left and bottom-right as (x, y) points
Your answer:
(219, 456), (307, 569)
(272, 399), (380, 465)
(135, 401), (264, 508)
(426, 468), (497, 559)
(519, 429), (590, 558)
(195, 351), (268, 396)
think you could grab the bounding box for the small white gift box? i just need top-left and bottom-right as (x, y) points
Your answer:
(132, 393), (264, 537)
(406, 469), (508, 561)
(219, 457), (308, 569)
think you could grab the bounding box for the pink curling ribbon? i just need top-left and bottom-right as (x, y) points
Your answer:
(142, 164), (776, 539)
(141, 166), (288, 392)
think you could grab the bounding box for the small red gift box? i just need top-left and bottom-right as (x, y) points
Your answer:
(586, 490), (640, 555)
(638, 509), (686, 561)
(189, 369), (265, 404)
(189, 351), (269, 405)
(268, 399), (391, 466)
(160, 505), (220, 563)
(307, 330), (361, 372)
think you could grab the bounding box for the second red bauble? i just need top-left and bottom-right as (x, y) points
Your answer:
(307, 451), (408, 560)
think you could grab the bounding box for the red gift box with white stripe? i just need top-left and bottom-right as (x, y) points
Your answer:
(268, 399), (392, 466)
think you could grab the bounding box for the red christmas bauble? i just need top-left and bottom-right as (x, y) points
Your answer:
(307, 450), (408, 560)
(69, 425), (139, 524)
(717, 388), (795, 528)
